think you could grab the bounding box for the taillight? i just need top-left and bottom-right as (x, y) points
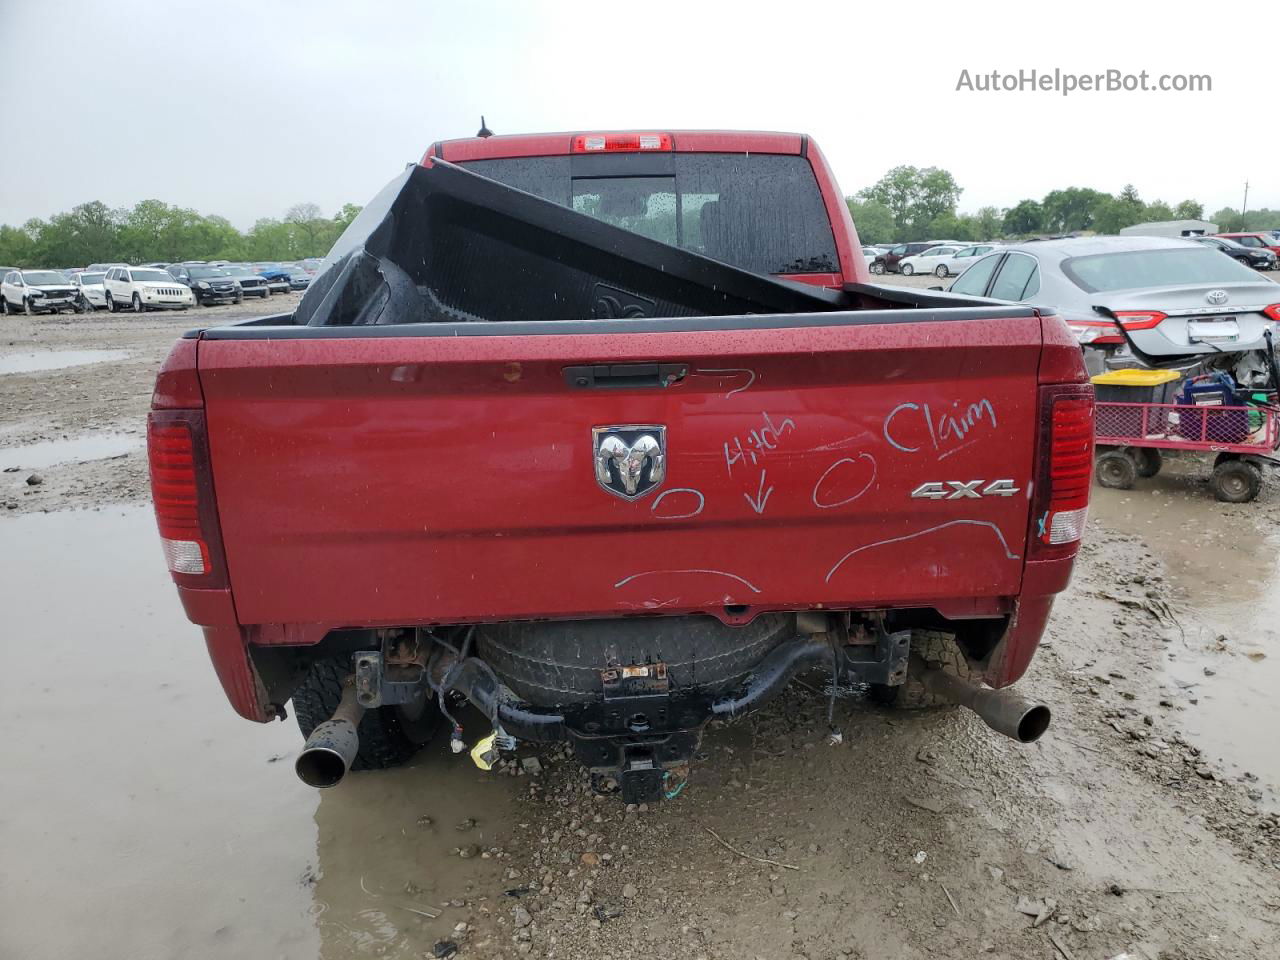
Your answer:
(571, 132), (672, 153)
(1029, 385), (1094, 559)
(1112, 310), (1167, 331)
(1263, 303), (1280, 323)
(1066, 318), (1124, 345)
(147, 410), (227, 588)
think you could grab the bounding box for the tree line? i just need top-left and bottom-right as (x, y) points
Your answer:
(846, 165), (1277, 246)
(0, 199), (363, 268)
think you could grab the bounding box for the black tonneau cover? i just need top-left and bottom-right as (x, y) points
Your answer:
(294, 160), (844, 327)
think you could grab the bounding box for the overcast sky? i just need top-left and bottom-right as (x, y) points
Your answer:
(0, 0), (1273, 229)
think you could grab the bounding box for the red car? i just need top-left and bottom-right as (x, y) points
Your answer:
(148, 129), (1092, 804)
(1214, 232), (1280, 259)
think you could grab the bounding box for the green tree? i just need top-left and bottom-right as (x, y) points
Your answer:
(857, 165), (962, 240)
(845, 197), (895, 245)
(1174, 199), (1204, 220)
(1041, 187), (1109, 233)
(1142, 200), (1174, 222)
(1002, 200), (1044, 236)
(972, 206), (1003, 240)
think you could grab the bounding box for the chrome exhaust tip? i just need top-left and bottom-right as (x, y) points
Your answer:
(295, 681), (365, 788)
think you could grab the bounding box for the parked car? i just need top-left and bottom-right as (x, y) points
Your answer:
(897, 245), (962, 276)
(1, 269), (79, 314)
(85, 262), (128, 274)
(148, 128), (1089, 804)
(869, 241), (943, 274)
(949, 236), (1280, 372)
(914, 243), (1001, 278)
(167, 264), (243, 306)
(250, 263), (292, 294)
(222, 265), (271, 298)
(1213, 232), (1280, 258)
(103, 266), (194, 312)
(1192, 235), (1277, 270)
(72, 271), (109, 310)
(861, 246), (885, 264)
(285, 264), (313, 290)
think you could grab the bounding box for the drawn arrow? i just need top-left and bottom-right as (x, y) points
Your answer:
(743, 470), (774, 514)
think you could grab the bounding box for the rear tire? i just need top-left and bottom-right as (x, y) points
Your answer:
(1095, 450), (1137, 489)
(934, 264), (949, 278)
(869, 630), (973, 709)
(1, 297), (10, 315)
(870, 262), (885, 275)
(132, 293), (144, 313)
(106, 293), (116, 312)
(1210, 459), (1262, 503)
(292, 655), (438, 772)
(901, 263), (914, 276)
(1133, 447), (1162, 478)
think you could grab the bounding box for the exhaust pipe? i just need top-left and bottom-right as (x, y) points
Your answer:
(295, 680), (365, 788)
(916, 659), (1051, 743)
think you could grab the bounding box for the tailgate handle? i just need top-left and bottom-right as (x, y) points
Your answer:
(564, 363), (687, 390)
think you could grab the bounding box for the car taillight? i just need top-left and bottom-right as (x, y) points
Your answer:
(1262, 303), (1280, 323)
(1029, 385), (1094, 559)
(1066, 318), (1124, 345)
(147, 409), (227, 588)
(571, 132), (672, 153)
(1112, 310), (1167, 331)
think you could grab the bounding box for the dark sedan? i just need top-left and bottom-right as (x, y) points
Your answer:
(1193, 235), (1277, 270)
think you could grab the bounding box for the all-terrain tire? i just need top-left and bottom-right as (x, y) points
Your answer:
(1095, 450), (1137, 489)
(292, 656), (437, 771)
(869, 630), (974, 709)
(477, 614), (791, 707)
(1210, 458), (1262, 503)
(1133, 447), (1162, 478)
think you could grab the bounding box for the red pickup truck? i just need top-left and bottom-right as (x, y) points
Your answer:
(148, 130), (1093, 803)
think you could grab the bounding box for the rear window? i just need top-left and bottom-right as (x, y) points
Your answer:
(459, 153), (838, 275)
(1062, 248), (1261, 293)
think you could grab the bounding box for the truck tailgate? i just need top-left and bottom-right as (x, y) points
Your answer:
(198, 314), (1042, 625)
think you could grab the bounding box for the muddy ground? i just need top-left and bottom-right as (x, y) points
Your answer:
(2, 285), (1279, 960)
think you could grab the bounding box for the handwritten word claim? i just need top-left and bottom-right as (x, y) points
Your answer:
(883, 399), (997, 458)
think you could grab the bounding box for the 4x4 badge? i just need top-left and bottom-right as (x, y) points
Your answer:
(910, 479), (1020, 500)
(593, 425), (666, 500)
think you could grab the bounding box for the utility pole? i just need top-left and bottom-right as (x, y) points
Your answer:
(1241, 180), (1249, 227)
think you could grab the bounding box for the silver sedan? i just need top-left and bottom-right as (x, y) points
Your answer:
(947, 236), (1280, 370)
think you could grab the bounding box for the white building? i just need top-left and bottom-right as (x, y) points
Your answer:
(1119, 219), (1219, 238)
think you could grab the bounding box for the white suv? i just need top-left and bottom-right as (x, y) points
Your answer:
(2, 269), (80, 314)
(103, 266), (194, 312)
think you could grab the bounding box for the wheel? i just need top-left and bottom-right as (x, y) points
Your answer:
(901, 263), (914, 276)
(23, 297), (34, 316)
(869, 630), (973, 709)
(234, 293), (243, 304)
(1210, 459), (1262, 503)
(934, 264), (949, 278)
(292, 655), (439, 772)
(1235, 256), (1252, 267)
(259, 289), (268, 299)
(1132, 447), (1162, 478)
(870, 261), (885, 275)
(0, 297), (10, 316)
(105, 292), (116, 312)
(1095, 450), (1137, 489)
(132, 293), (145, 313)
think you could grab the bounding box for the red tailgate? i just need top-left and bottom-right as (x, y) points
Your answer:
(198, 317), (1042, 626)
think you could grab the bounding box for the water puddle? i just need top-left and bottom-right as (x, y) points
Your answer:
(0, 432), (142, 471)
(0, 348), (128, 375)
(0, 507), (518, 960)
(1090, 464), (1280, 795)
